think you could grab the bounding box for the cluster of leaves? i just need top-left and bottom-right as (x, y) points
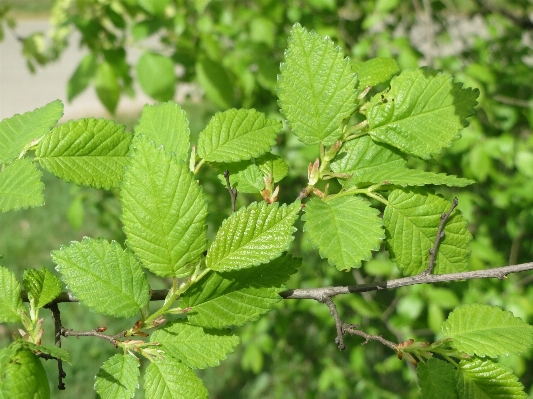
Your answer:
(1, 23), (533, 398)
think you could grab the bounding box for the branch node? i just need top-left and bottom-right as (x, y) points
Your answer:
(223, 170), (238, 213)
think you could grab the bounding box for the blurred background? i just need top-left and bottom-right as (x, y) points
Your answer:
(0, 0), (532, 398)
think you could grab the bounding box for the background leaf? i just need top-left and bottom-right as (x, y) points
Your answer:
(52, 238), (150, 318)
(442, 304), (533, 357)
(0, 266), (24, 323)
(384, 189), (471, 275)
(0, 158), (44, 212)
(36, 118), (133, 189)
(95, 62), (120, 114)
(67, 53), (98, 101)
(94, 354), (139, 399)
(195, 57), (234, 109)
(134, 102), (190, 161)
(302, 196), (384, 271)
(206, 201), (300, 271)
(121, 136), (207, 277)
(277, 24), (357, 145)
(22, 268), (62, 309)
(0, 99), (63, 164)
(197, 109), (281, 163)
(367, 68), (479, 159)
(417, 358), (457, 399)
(151, 320), (240, 369)
(136, 51), (176, 102)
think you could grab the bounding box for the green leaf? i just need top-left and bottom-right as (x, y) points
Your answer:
(52, 238), (150, 318)
(441, 304), (533, 358)
(277, 24), (357, 145)
(94, 354), (139, 399)
(138, 0), (170, 16)
(95, 62), (120, 114)
(134, 102), (190, 161)
(0, 99), (63, 164)
(22, 268), (61, 308)
(144, 357), (208, 399)
(0, 266), (24, 323)
(257, 153), (289, 183)
(0, 347), (50, 399)
(456, 358), (527, 399)
(197, 109), (281, 163)
(417, 358), (457, 399)
(218, 162), (265, 193)
(181, 254), (300, 328)
(302, 196), (384, 271)
(36, 118), (133, 189)
(352, 57), (400, 87)
(151, 320), (240, 369)
(331, 135), (406, 176)
(136, 51), (176, 102)
(367, 68), (479, 159)
(18, 341), (72, 364)
(206, 201), (300, 271)
(384, 189), (471, 275)
(121, 136), (207, 277)
(196, 57), (234, 109)
(346, 168), (475, 188)
(0, 158), (44, 212)
(68, 53), (98, 101)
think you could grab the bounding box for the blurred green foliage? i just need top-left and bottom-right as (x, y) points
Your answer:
(1, 0), (533, 397)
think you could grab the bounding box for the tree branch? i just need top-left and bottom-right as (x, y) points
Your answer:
(45, 303), (66, 390)
(223, 170), (237, 213)
(61, 328), (126, 346)
(342, 323), (397, 351)
(322, 297), (345, 350)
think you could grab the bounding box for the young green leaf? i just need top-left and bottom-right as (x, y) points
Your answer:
(121, 136), (207, 277)
(136, 51), (176, 102)
(144, 357), (208, 399)
(442, 304), (533, 358)
(384, 189), (471, 275)
(456, 358), (527, 399)
(18, 341), (72, 364)
(95, 62), (119, 114)
(0, 158), (44, 212)
(195, 56), (234, 109)
(257, 153), (289, 183)
(0, 266), (24, 323)
(134, 102), (190, 161)
(0, 347), (50, 399)
(277, 24), (357, 146)
(302, 196), (384, 271)
(94, 354), (139, 399)
(52, 238), (150, 318)
(0, 100), (63, 164)
(417, 358), (457, 399)
(22, 268), (62, 309)
(217, 161), (265, 193)
(151, 320), (240, 369)
(197, 109), (281, 163)
(180, 254), (300, 328)
(206, 201), (300, 271)
(68, 53), (98, 101)
(36, 118), (133, 189)
(346, 168), (475, 188)
(352, 57), (400, 87)
(367, 68), (479, 159)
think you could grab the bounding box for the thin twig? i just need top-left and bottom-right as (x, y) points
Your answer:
(61, 329), (126, 346)
(44, 303), (66, 390)
(423, 197), (459, 275)
(342, 323), (397, 350)
(223, 170), (237, 213)
(322, 297), (345, 350)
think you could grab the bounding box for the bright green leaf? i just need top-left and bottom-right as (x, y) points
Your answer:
(144, 357), (208, 399)
(0, 99), (63, 164)
(0, 266), (24, 323)
(22, 268), (61, 309)
(36, 118), (133, 189)
(94, 354), (139, 399)
(0, 347), (50, 399)
(368, 68), (479, 159)
(134, 102), (189, 161)
(347, 168), (475, 188)
(257, 153), (289, 183)
(197, 109), (281, 163)
(417, 358), (457, 399)
(277, 24), (357, 145)
(95, 62), (120, 114)
(456, 358), (527, 399)
(0, 158), (44, 212)
(151, 320), (240, 369)
(196, 57), (234, 109)
(121, 136), (207, 277)
(352, 57), (400, 87)
(206, 201), (300, 271)
(52, 238), (150, 318)
(136, 51), (176, 102)
(181, 254), (300, 328)
(442, 304), (533, 358)
(68, 53), (98, 101)
(138, 0), (170, 16)
(302, 196), (384, 271)
(218, 162), (265, 193)
(18, 341), (72, 364)
(384, 189), (471, 275)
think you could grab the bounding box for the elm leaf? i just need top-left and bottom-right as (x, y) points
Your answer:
(0, 158), (44, 212)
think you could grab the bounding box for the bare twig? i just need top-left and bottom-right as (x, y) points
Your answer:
(322, 297), (345, 350)
(423, 197), (459, 275)
(45, 303), (66, 390)
(342, 323), (397, 351)
(223, 170), (237, 213)
(61, 328), (126, 346)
